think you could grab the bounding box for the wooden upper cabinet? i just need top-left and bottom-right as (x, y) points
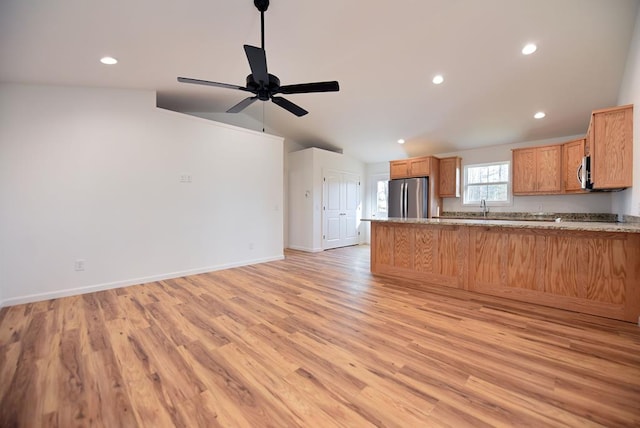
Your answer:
(589, 104), (633, 189)
(563, 138), (586, 193)
(390, 156), (433, 179)
(512, 148), (537, 194)
(512, 145), (562, 195)
(439, 157), (461, 198)
(409, 157), (431, 177)
(536, 145), (562, 192)
(389, 160), (409, 179)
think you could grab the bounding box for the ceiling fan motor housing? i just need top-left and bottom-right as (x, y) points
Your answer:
(254, 0), (269, 12)
(246, 73), (280, 100)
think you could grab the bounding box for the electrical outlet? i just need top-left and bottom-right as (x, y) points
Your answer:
(74, 259), (86, 271)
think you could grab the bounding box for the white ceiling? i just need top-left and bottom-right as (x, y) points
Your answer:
(1, 0), (638, 163)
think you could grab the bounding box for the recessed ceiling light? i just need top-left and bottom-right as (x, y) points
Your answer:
(534, 111), (546, 119)
(522, 43), (537, 55)
(100, 56), (118, 65)
(432, 75), (444, 85)
(397, 139), (406, 144)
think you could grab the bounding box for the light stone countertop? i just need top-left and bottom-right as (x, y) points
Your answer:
(362, 217), (640, 234)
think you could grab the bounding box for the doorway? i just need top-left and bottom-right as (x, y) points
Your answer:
(323, 170), (360, 249)
(370, 173), (389, 220)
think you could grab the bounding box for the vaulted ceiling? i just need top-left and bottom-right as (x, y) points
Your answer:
(1, 0), (638, 163)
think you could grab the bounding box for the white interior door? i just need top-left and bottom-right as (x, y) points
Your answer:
(323, 170), (360, 250)
(323, 172), (342, 247)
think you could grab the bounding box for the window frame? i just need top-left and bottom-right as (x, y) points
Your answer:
(369, 173), (389, 219)
(462, 161), (512, 206)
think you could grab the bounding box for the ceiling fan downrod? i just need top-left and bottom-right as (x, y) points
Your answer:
(254, 0), (269, 50)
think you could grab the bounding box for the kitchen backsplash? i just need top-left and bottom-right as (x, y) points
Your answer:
(621, 214), (640, 224)
(440, 211), (618, 222)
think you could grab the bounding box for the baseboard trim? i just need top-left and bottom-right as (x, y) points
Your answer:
(0, 254), (285, 308)
(287, 245), (324, 253)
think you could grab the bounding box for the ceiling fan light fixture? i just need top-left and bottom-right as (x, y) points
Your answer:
(522, 43), (537, 55)
(100, 56), (118, 65)
(432, 74), (444, 85)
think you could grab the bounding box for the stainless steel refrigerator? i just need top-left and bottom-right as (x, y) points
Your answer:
(388, 177), (429, 218)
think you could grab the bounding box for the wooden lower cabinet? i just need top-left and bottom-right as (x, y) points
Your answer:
(371, 222), (467, 289)
(371, 221), (640, 322)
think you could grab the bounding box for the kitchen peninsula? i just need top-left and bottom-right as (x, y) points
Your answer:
(367, 218), (640, 323)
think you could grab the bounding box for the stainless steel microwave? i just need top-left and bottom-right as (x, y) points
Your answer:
(579, 155), (593, 190)
(578, 155), (625, 192)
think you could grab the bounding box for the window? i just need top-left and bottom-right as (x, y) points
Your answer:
(376, 179), (388, 217)
(370, 174), (389, 219)
(463, 161), (511, 205)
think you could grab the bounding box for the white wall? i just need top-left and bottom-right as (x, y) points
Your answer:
(437, 136), (613, 214)
(614, 5), (640, 217)
(287, 149), (315, 251)
(288, 147), (365, 251)
(184, 111), (308, 248)
(0, 84), (284, 307)
(283, 140), (306, 248)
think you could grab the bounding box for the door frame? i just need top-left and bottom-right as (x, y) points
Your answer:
(322, 168), (361, 250)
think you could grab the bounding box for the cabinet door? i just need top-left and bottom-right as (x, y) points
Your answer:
(563, 139), (585, 192)
(536, 145), (562, 193)
(585, 120), (593, 157)
(592, 105), (633, 189)
(512, 148), (537, 194)
(439, 157), (461, 198)
(390, 161), (409, 179)
(409, 157), (430, 177)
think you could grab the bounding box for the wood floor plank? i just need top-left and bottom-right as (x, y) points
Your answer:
(173, 390), (225, 428)
(0, 305), (33, 346)
(182, 339), (297, 427)
(215, 342), (320, 426)
(104, 318), (182, 427)
(464, 375), (603, 427)
(1, 245), (639, 427)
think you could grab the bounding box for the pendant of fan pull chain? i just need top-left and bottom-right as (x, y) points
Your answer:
(178, 0), (340, 117)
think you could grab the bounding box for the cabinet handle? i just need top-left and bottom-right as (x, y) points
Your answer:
(577, 164), (583, 184)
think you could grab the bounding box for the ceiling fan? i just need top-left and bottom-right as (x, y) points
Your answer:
(177, 0), (339, 117)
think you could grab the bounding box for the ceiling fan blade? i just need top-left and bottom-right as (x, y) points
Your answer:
(244, 45), (269, 85)
(271, 96), (308, 117)
(227, 96), (259, 113)
(178, 77), (252, 93)
(277, 81), (340, 94)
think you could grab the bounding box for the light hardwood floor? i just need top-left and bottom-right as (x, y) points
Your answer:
(1, 245), (639, 427)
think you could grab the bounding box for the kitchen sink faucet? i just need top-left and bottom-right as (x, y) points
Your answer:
(480, 199), (488, 218)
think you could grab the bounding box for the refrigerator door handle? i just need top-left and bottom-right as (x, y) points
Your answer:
(400, 182), (405, 218)
(403, 181), (408, 218)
